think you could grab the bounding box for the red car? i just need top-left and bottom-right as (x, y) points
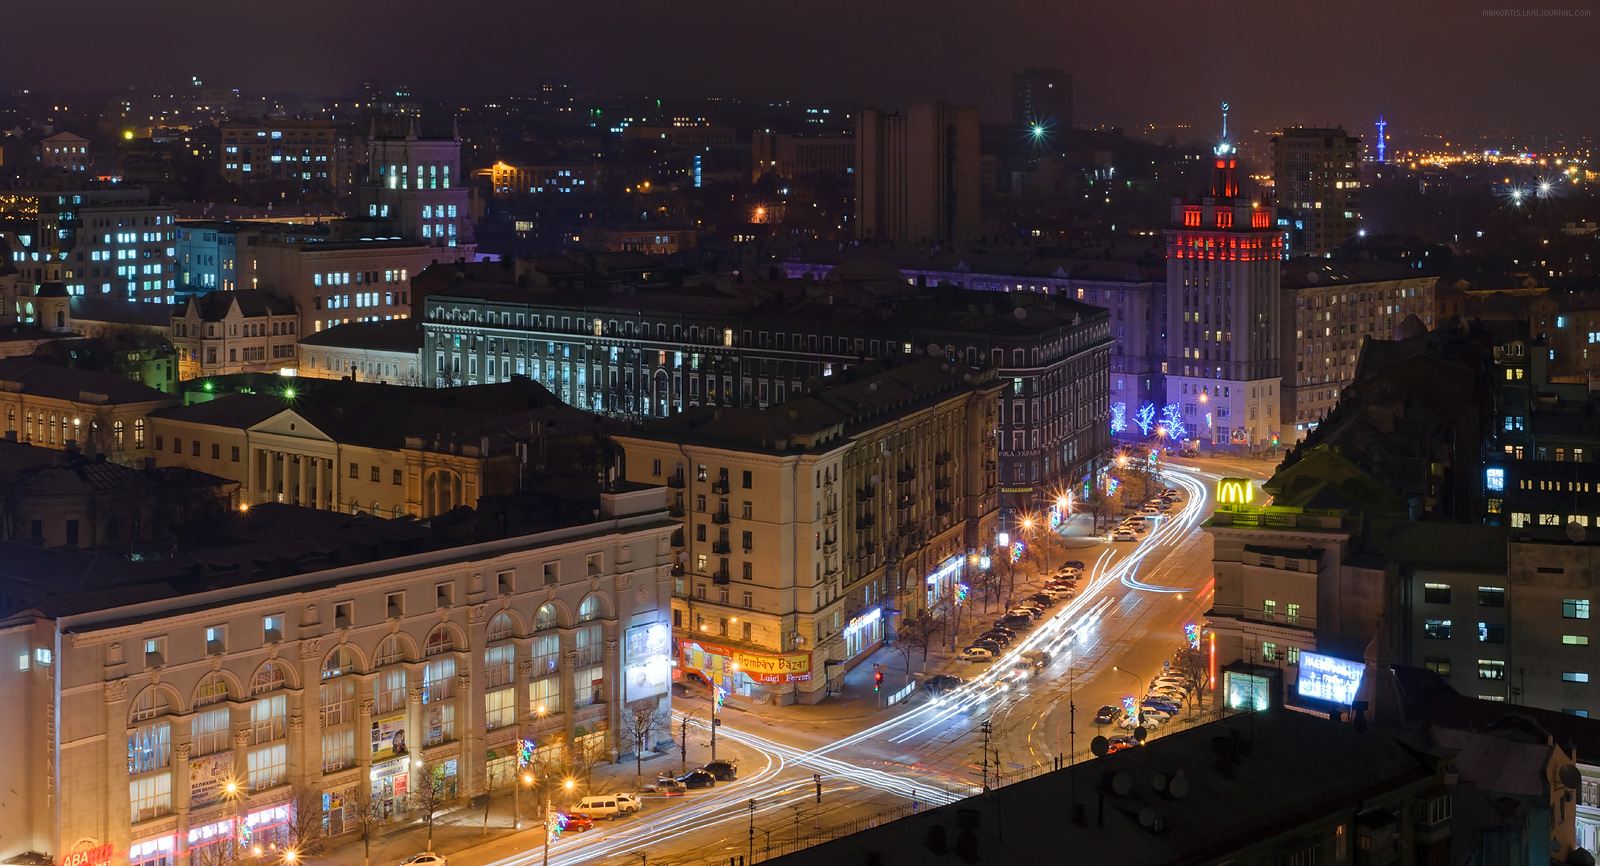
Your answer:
(560, 812), (596, 833)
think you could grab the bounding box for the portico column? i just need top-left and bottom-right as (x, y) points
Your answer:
(298, 454), (308, 506)
(252, 447), (264, 504)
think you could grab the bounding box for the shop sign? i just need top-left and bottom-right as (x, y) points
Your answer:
(680, 640), (811, 684)
(188, 752), (235, 808)
(61, 846), (113, 866)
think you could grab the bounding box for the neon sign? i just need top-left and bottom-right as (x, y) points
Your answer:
(1216, 477), (1254, 505)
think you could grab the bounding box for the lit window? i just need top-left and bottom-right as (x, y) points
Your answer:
(1485, 467), (1505, 491)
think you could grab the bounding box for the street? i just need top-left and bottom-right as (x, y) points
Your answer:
(453, 457), (1272, 866)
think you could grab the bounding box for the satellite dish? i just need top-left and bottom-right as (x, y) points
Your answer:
(1090, 736), (1109, 758)
(870, 474), (880, 486)
(1134, 726), (1149, 742)
(926, 343), (942, 356)
(1152, 773), (1168, 792)
(1560, 763), (1582, 789)
(1112, 773), (1133, 795)
(1013, 307), (1028, 320)
(1169, 772), (1189, 799)
(1568, 522), (1588, 543)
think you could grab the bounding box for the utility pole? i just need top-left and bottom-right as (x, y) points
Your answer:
(748, 799), (757, 865)
(979, 719), (993, 792)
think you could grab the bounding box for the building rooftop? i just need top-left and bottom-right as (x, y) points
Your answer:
(0, 356), (171, 404)
(296, 319), (423, 353)
(1280, 257), (1434, 290)
(619, 359), (998, 454)
(179, 289), (298, 322)
(767, 711), (1437, 866)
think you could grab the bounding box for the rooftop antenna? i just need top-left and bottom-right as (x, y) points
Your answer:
(1375, 114), (1388, 164)
(1220, 102), (1229, 142)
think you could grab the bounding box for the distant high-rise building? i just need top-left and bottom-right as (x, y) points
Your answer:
(1011, 69), (1073, 133)
(1272, 127), (1362, 257)
(1165, 123), (1286, 451)
(355, 118), (475, 259)
(218, 118), (346, 195)
(854, 102), (980, 245)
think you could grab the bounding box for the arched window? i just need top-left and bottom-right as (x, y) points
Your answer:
(350, 498), (361, 515)
(5, 407), (13, 433)
(252, 660), (288, 694)
(193, 673), (232, 708)
(372, 501), (381, 516)
(128, 687), (174, 784)
(48, 412), (57, 445)
(134, 418), (146, 449)
(374, 635), (407, 667)
(25, 410), (33, 441)
(424, 625), (456, 656)
(393, 505), (404, 519)
(486, 612), (515, 643)
(130, 686), (173, 723)
(578, 594), (602, 622)
(535, 604), (558, 631)
(322, 646), (359, 680)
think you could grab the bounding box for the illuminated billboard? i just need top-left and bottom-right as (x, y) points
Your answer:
(1216, 477), (1255, 505)
(1296, 651), (1365, 705)
(1225, 670), (1269, 711)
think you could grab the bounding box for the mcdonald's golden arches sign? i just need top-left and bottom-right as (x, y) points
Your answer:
(1216, 477), (1255, 505)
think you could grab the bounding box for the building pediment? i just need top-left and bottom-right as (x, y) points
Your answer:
(248, 408), (334, 443)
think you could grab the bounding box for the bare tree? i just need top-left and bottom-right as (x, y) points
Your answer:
(187, 832), (243, 866)
(900, 610), (946, 667)
(409, 762), (451, 851)
(565, 734), (611, 797)
(286, 786), (328, 856)
(1083, 485), (1116, 535)
(1175, 646), (1211, 713)
(617, 703), (670, 785)
(347, 781), (384, 866)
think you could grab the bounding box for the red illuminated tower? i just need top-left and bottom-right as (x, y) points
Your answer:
(1164, 104), (1285, 452)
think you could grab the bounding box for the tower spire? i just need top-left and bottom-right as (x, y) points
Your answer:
(1375, 114), (1388, 164)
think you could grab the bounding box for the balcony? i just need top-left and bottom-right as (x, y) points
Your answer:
(857, 485), (877, 503)
(898, 494), (915, 511)
(712, 570), (731, 585)
(935, 451), (952, 466)
(899, 522), (919, 538)
(668, 504), (686, 519)
(671, 563), (685, 577)
(712, 540), (731, 554)
(984, 460), (997, 471)
(857, 541), (877, 558)
(897, 466), (917, 484)
(935, 476), (952, 490)
(670, 529), (685, 547)
(823, 540), (838, 555)
(667, 475), (685, 489)
(856, 514), (876, 531)
(712, 480), (730, 495)
(712, 511), (730, 525)
(935, 500), (953, 516)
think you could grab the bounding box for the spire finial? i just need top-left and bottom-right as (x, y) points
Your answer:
(1221, 102), (1229, 141)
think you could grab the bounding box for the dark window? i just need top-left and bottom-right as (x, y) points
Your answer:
(371, 466), (380, 482)
(211, 443), (220, 459)
(742, 470), (752, 489)
(231, 446), (240, 462)
(1479, 587), (1505, 607)
(349, 463), (358, 479)
(1423, 584), (1451, 604)
(393, 469), (402, 485)
(65, 520), (79, 547)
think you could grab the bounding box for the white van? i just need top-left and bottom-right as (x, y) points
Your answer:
(575, 793), (644, 819)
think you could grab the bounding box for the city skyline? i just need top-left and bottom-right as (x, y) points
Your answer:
(2, 0), (1595, 138)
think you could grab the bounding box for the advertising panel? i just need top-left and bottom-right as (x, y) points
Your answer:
(625, 622), (672, 701)
(188, 752), (235, 808)
(680, 640), (811, 684)
(1296, 651), (1365, 705)
(370, 714), (408, 758)
(1225, 670), (1270, 711)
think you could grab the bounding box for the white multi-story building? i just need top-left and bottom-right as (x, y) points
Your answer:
(0, 488), (676, 866)
(1, 186), (177, 304)
(355, 120), (474, 260)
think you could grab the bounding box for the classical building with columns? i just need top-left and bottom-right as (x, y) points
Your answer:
(0, 485), (676, 866)
(144, 378), (607, 519)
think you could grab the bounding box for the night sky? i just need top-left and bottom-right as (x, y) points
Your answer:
(6, 0), (1594, 138)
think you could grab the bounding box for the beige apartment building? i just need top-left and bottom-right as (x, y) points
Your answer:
(615, 359), (1001, 706)
(0, 357), (175, 461)
(171, 291), (301, 381)
(247, 238), (435, 337)
(0, 487), (676, 866)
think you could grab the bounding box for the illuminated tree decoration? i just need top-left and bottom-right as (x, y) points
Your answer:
(549, 809), (569, 841)
(1110, 402), (1127, 434)
(1160, 404), (1187, 440)
(956, 583), (970, 604)
(1122, 695), (1137, 722)
(1185, 623), (1200, 649)
(1133, 403), (1156, 436)
(1010, 540), (1025, 563)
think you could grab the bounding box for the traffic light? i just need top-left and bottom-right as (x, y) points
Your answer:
(874, 670), (884, 691)
(814, 773), (822, 803)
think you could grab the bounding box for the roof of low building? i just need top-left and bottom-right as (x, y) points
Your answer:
(181, 289), (299, 321)
(0, 356), (171, 404)
(296, 319), (422, 353)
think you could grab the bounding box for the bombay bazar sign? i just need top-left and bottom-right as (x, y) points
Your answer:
(681, 640), (811, 684)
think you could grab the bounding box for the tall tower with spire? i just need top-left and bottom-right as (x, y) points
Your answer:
(1164, 102), (1285, 452)
(1375, 115), (1388, 164)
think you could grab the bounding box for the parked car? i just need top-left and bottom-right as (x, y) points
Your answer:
(1140, 505), (1160, 516)
(985, 626), (1018, 640)
(1152, 676), (1190, 690)
(961, 646), (995, 662)
(968, 638), (1002, 654)
(979, 630), (1014, 647)
(560, 812), (596, 832)
(678, 770), (717, 789)
(1094, 705), (1119, 724)
(1016, 599), (1045, 613)
(1107, 735), (1137, 753)
(645, 776), (686, 795)
(1178, 448), (1200, 458)
(575, 794), (644, 818)
(1005, 607), (1039, 620)
(400, 854), (446, 866)
(700, 760), (738, 781)
(1041, 587), (1072, 601)
(1063, 560), (1085, 570)
(995, 614), (1033, 629)
(1027, 593), (1057, 607)
(924, 674), (965, 694)
(1114, 529), (1137, 542)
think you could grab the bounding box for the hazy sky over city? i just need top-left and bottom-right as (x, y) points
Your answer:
(6, 0), (1595, 139)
